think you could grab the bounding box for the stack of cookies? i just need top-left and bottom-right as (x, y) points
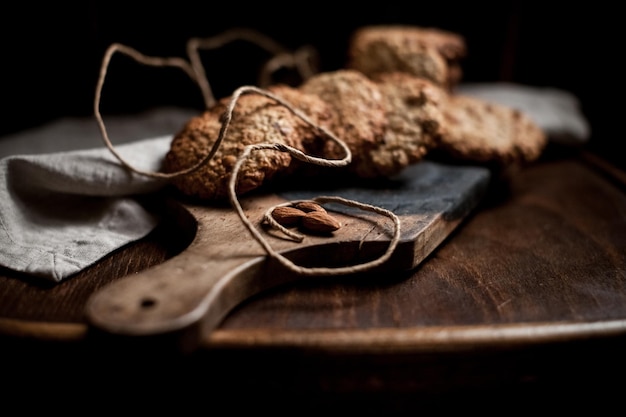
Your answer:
(347, 25), (547, 166)
(163, 25), (548, 200)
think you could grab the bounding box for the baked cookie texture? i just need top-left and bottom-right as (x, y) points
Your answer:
(437, 94), (548, 166)
(162, 24), (548, 201)
(347, 25), (467, 90)
(364, 71), (447, 177)
(163, 84), (333, 200)
(298, 69), (388, 177)
(296, 69), (447, 179)
(299, 69), (387, 151)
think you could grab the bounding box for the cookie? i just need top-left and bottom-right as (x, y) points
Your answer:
(359, 71), (447, 177)
(163, 84), (333, 200)
(163, 57), (546, 201)
(436, 94), (548, 166)
(298, 69), (389, 176)
(346, 25), (467, 90)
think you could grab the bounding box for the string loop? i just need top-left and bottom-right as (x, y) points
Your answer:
(93, 29), (402, 277)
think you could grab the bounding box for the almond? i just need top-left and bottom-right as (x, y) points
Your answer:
(294, 201), (326, 213)
(301, 210), (341, 233)
(272, 206), (306, 227)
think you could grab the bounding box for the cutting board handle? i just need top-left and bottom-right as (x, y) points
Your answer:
(84, 162), (490, 352)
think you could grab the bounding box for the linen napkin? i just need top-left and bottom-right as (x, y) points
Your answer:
(0, 136), (172, 282)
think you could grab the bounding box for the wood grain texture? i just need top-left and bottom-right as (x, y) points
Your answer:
(1, 151), (625, 355)
(208, 155), (626, 348)
(83, 161), (489, 350)
(2, 151), (626, 411)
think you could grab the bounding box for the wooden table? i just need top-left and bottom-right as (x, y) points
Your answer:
(1, 146), (624, 413)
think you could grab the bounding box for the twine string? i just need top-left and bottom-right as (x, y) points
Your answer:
(224, 86), (401, 275)
(219, 85), (352, 169)
(94, 31), (402, 277)
(228, 144), (402, 276)
(186, 27), (318, 108)
(94, 43), (219, 179)
(257, 44), (319, 88)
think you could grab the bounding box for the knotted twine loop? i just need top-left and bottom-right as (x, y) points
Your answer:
(94, 43), (220, 179)
(257, 44), (319, 88)
(260, 198), (401, 274)
(95, 31), (316, 179)
(94, 34), (402, 277)
(224, 86), (401, 275)
(186, 27), (318, 108)
(228, 146), (402, 276)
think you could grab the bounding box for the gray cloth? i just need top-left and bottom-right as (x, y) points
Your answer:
(0, 106), (196, 158)
(0, 136), (172, 281)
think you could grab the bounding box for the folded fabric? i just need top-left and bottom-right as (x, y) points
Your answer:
(0, 136), (171, 282)
(0, 106), (196, 159)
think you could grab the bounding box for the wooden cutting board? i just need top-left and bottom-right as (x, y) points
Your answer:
(2, 152), (626, 403)
(84, 161), (490, 351)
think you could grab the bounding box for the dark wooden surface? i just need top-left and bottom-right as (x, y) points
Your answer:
(1, 146), (625, 412)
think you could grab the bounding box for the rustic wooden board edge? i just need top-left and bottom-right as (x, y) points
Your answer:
(204, 319), (626, 353)
(3, 316), (626, 355)
(0, 318), (86, 341)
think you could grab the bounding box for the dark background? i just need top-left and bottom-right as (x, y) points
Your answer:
(1, 2), (622, 168)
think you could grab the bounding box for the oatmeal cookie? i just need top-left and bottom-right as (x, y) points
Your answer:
(359, 71), (447, 177)
(298, 69), (389, 176)
(347, 25), (467, 90)
(163, 84), (333, 200)
(437, 94), (548, 166)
